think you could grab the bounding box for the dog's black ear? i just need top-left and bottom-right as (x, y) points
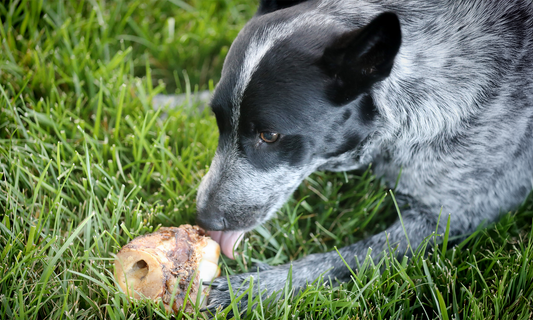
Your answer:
(257, 0), (309, 15)
(321, 12), (402, 105)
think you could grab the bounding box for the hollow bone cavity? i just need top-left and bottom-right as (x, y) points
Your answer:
(114, 225), (220, 312)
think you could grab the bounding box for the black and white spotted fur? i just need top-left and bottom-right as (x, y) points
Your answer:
(196, 0), (533, 312)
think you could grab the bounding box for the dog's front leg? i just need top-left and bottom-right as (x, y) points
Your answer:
(206, 203), (460, 314)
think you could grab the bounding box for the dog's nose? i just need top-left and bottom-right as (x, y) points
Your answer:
(196, 212), (226, 231)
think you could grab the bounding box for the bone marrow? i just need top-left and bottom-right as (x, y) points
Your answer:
(114, 225), (220, 312)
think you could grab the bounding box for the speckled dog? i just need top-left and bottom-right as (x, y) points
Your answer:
(195, 0), (533, 311)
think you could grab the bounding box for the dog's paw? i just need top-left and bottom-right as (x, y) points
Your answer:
(204, 273), (253, 316)
(204, 267), (289, 316)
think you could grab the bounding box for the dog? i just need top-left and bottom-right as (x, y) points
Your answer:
(195, 0), (533, 312)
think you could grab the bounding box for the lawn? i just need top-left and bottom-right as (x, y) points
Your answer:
(1, 0), (533, 319)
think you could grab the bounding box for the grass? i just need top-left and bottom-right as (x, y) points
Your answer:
(1, 0), (533, 319)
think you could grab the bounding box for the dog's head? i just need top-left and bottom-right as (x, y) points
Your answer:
(196, 0), (401, 251)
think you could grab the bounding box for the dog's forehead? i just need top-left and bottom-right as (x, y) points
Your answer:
(211, 8), (338, 124)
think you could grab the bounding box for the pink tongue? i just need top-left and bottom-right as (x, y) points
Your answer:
(207, 230), (245, 260)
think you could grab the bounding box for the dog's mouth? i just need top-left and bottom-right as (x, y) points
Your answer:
(207, 230), (245, 260)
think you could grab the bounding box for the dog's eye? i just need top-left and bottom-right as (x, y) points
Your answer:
(260, 132), (280, 143)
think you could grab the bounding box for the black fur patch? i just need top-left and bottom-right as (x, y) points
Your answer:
(319, 12), (402, 105)
(326, 134), (362, 158)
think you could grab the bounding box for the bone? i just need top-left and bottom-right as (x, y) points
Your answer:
(114, 225), (220, 312)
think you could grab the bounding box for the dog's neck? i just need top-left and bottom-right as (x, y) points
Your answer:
(365, 1), (531, 144)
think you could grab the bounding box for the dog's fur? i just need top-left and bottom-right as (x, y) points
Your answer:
(196, 0), (533, 311)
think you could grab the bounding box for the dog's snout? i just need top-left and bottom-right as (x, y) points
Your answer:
(196, 169), (226, 231)
(196, 209), (226, 231)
